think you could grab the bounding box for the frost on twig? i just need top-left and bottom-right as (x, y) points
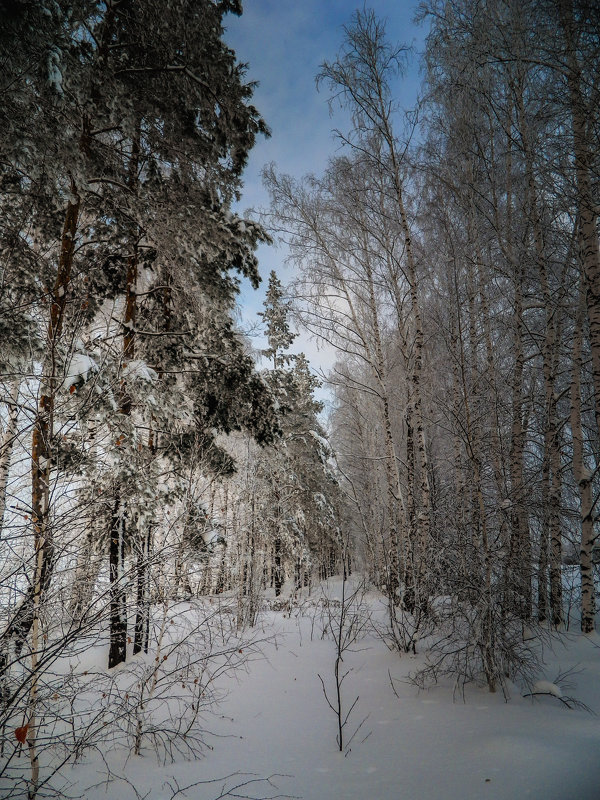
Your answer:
(162, 771), (298, 800)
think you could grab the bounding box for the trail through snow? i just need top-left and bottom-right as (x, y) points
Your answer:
(63, 582), (600, 800)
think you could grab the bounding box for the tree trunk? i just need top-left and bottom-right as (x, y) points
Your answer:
(359, 241), (404, 602)
(109, 199), (139, 667)
(571, 284), (595, 633)
(108, 495), (128, 668)
(1, 193), (80, 659)
(274, 537), (283, 597)
(514, 67), (564, 626)
(450, 258), (496, 692)
(107, 247), (137, 669)
(558, 0), (600, 444)
(133, 525), (151, 654)
(0, 380), (20, 532)
(393, 181), (432, 612)
(109, 123), (141, 666)
(548, 395), (563, 627)
(1, 194), (80, 785)
(508, 270), (530, 619)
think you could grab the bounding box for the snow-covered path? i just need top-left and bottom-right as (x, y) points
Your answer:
(202, 619), (600, 800)
(75, 589), (600, 800)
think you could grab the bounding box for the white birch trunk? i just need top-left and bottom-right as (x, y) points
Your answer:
(558, 0), (600, 444)
(0, 380), (20, 530)
(570, 285), (595, 633)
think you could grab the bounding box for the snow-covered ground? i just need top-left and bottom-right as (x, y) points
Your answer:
(8, 579), (600, 800)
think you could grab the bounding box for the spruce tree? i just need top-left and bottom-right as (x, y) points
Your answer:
(260, 270), (297, 369)
(257, 276), (341, 593)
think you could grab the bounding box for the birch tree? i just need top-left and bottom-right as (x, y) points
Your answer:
(318, 10), (433, 607)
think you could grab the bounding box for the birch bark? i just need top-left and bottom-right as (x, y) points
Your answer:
(0, 380), (20, 532)
(570, 284), (595, 633)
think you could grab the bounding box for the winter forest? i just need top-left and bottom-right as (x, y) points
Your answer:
(1, 1), (600, 798)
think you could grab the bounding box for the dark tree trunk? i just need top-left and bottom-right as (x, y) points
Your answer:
(133, 526), (151, 655)
(108, 496), (128, 669)
(274, 538), (283, 596)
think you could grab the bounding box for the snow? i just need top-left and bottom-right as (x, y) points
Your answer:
(206, 527), (224, 545)
(122, 359), (158, 382)
(308, 429), (329, 451)
(313, 492), (327, 508)
(13, 579), (591, 800)
(47, 48), (63, 94)
(63, 352), (98, 389)
(532, 680), (563, 698)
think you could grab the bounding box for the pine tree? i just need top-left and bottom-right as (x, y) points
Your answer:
(0, 0), (278, 675)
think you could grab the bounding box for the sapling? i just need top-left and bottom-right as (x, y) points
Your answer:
(317, 551), (370, 754)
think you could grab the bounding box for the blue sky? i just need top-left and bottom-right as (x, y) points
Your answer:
(224, 1), (427, 387)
